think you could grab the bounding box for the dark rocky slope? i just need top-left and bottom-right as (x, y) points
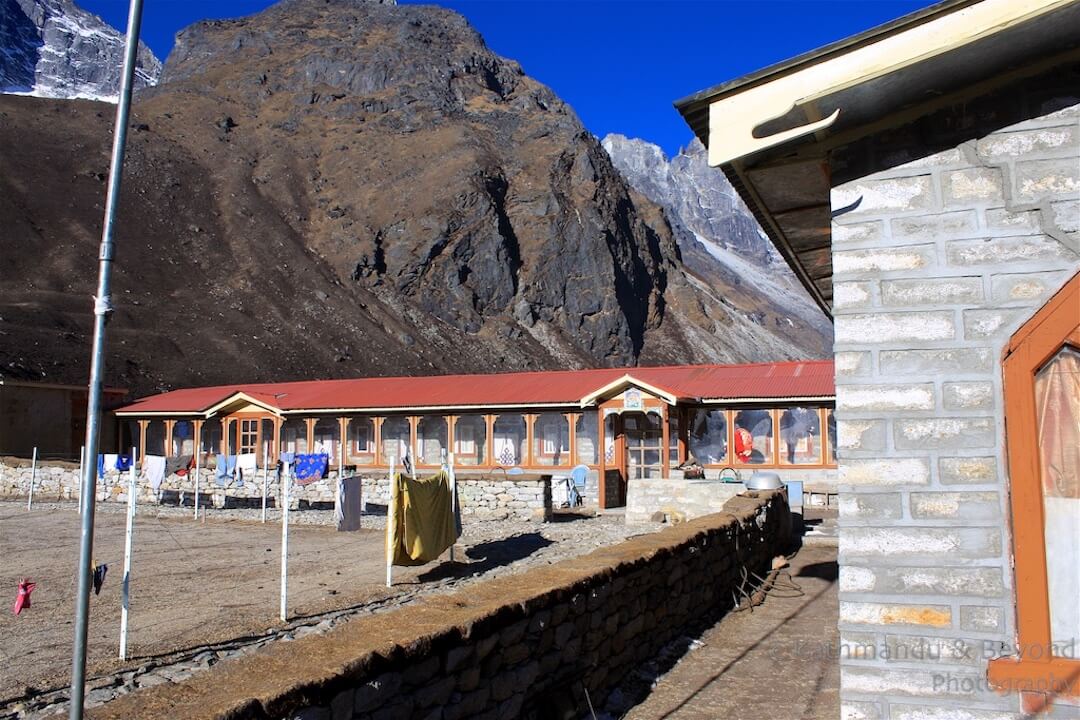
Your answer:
(0, 0), (826, 397)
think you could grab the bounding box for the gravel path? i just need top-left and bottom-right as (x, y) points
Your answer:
(0, 500), (642, 718)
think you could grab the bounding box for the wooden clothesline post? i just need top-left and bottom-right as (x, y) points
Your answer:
(280, 461), (290, 622)
(260, 444), (268, 524)
(193, 444), (201, 521)
(119, 446), (136, 660)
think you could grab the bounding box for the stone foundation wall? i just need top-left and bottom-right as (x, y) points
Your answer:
(625, 478), (747, 523)
(0, 459), (552, 522)
(87, 491), (790, 720)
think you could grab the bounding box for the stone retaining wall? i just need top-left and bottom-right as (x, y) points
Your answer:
(625, 477), (747, 523)
(0, 459), (552, 522)
(85, 491), (790, 720)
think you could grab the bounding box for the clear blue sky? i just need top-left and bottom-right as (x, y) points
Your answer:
(81, 0), (928, 156)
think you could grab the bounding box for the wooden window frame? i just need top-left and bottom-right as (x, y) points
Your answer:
(988, 273), (1079, 711)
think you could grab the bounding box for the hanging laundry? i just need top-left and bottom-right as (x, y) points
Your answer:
(226, 455), (239, 478)
(237, 453), (258, 476)
(91, 563), (108, 595)
(165, 454), (192, 476)
(294, 454), (329, 484)
(142, 455), (166, 491)
(336, 475), (362, 532)
(387, 471), (459, 566)
(103, 454), (119, 475)
(97, 454), (106, 478)
(215, 453), (230, 485)
(115, 454), (133, 472)
(12, 579), (36, 615)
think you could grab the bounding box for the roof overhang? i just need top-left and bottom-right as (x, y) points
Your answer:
(578, 374), (686, 408)
(675, 0), (1080, 316)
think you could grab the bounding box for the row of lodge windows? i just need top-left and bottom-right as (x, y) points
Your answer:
(126, 406), (835, 470)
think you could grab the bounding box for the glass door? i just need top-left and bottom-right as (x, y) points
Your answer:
(624, 412), (663, 480)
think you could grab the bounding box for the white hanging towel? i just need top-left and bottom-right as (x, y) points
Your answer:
(237, 453), (258, 475)
(143, 455), (166, 491)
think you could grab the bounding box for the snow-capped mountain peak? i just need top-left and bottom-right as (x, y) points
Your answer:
(1, 0), (161, 102)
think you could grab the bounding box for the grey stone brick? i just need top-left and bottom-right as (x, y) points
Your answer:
(834, 245), (934, 277)
(959, 605), (1004, 633)
(963, 308), (1029, 340)
(837, 419), (888, 452)
(835, 312), (955, 344)
(1051, 198), (1079, 233)
(839, 458), (930, 486)
(976, 125), (1077, 162)
(890, 704), (1018, 720)
(992, 270), (1073, 303)
(833, 220), (886, 245)
(833, 175), (936, 217)
(1014, 158), (1080, 202)
(942, 382), (994, 410)
(864, 566), (1004, 598)
(894, 418), (995, 450)
(840, 700), (882, 720)
(946, 236), (1074, 266)
(840, 493), (903, 521)
(838, 384), (935, 411)
(939, 456), (999, 485)
(984, 207), (1043, 235)
(885, 634), (981, 666)
(890, 210), (978, 241)
(841, 665), (983, 700)
(834, 281), (876, 310)
(840, 527), (1001, 560)
(835, 351), (872, 377)
(881, 277), (983, 306)
(944, 168), (1004, 205)
(839, 565), (877, 593)
(879, 348), (993, 376)
(909, 492), (1000, 521)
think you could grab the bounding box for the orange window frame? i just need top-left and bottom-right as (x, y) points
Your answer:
(988, 273), (1079, 712)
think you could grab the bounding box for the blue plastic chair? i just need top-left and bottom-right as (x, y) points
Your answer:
(570, 464), (589, 506)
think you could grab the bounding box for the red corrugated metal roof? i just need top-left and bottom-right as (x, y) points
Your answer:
(115, 360), (834, 415)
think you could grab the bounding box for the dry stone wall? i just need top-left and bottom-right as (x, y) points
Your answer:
(0, 459), (552, 522)
(85, 491), (790, 720)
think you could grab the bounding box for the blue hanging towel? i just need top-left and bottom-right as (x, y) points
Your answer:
(294, 453), (329, 485)
(116, 454), (133, 471)
(97, 454), (105, 478)
(215, 453), (230, 485)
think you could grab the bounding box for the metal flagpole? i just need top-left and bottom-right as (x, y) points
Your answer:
(385, 457), (396, 588)
(69, 0), (146, 715)
(279, 462), (290, 621)
(27, 447), (38, 511)
(119, 458), (136, 660)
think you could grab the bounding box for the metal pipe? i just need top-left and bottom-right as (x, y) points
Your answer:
(279, 462), (290, 621)
(119, 450), (136, 660)
(69, 0), (146, 715)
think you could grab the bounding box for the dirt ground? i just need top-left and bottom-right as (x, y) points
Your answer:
(0, 500), (635, 708)
(614, 543), (839, 720)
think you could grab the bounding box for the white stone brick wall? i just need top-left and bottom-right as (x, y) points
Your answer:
(832, 100), (1080, 718)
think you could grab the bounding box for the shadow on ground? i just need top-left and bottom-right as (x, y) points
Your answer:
(416, 533), (554, 582)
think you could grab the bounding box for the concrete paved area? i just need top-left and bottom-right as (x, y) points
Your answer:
(624, 544), (839, 720)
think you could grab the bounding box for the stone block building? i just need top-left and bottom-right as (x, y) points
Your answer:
(677, 0), (1079, 716)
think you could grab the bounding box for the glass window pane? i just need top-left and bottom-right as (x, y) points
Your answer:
(604, 414), (616, 464)
(533, 413), (570, 466)
(493, 414), (526, 466)
(417, 415), (448, 465)
(1035, 346), (1080, 647)
(733, 409), (774, 465)
(145, 420), (165, 456)
(779, 407), (822, 465)
(668, 411), (680, 466)
(199, 419), (221, 462)
(349, 418), (375, 463)
(171, 420), (195, 456)
(313, 418), (339, 460)
(381, 417), (410, 465)
(827, 410), (837, 464)
(454, 416), (487, 466)
(688, 409), (727, 465)
(575, 414), (598, 465)
(280, 418), (308, 455)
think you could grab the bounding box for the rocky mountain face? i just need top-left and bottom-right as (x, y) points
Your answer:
(0, 0), (828, 397)
(603, 134), (832, 356)
(0, 0), (160, 101)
